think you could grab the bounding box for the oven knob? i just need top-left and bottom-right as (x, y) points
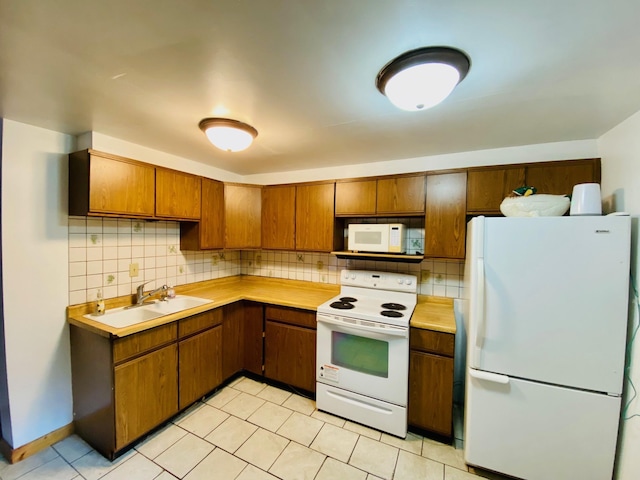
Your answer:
(350, 274), (356, 280)
(397, 278), (404, 284)
(406, 279), (413, 285)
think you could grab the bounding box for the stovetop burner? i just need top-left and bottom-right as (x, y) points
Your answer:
(340, 297), (358, 303)
(381, 310), (404, 318)
(381, 302), (406, 311)
(330, 301), (355, 310)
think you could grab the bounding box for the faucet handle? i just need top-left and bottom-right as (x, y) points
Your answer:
(136, 280), (153, 296)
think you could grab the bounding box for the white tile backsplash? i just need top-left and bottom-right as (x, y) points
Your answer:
(68, 217), (464, 304)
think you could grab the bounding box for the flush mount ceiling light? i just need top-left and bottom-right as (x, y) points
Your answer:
(198, 118), (258, 152)
(376, 46), (470, 111)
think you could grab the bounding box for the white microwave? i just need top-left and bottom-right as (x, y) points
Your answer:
(347, 224), (406, 253)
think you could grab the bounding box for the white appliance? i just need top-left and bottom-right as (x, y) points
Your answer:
(316, 269), (417, 437)
(347, 223), (406, 253)
(463, 216), (630, 480)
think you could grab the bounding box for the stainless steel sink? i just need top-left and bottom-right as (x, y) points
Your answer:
(84, 295), (214, 328)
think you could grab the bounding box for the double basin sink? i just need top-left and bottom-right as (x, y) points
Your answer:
(84, 295), (214, 329)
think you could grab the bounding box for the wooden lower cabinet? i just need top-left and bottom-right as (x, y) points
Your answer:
(243, 302), (265, 376)
(407, 328), (455, 437)
(179, 325), (222, 409)
(114, 344), (179, 449)
(222, 302), (245, 379)
(264, 306), (316, 392)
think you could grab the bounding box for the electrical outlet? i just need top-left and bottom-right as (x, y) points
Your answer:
(129, 262), (139, 277)
(317, 260), (324, 270)
(420, 269), (431, 282)
(255, 254), (262, 266)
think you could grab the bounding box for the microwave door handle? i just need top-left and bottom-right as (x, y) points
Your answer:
(317, 316), (409, 339)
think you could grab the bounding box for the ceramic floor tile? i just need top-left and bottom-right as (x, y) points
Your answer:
(100, 453), (163, 480)
(235, 428), (290, 471)
(422, 437), (468, 471)
(276, 411), (324, 446)
(315, 457), (367, 480)
(18, 456), (78, 480)
(229, 376), (245, 387)
(445, 465), (482, 480)
(0, 447), (59, 480)
(177, 403), (230, 438)
(311, 410), (346, 427)
(155, 473), (179, 480)
(154, 433), (214, 478)
(247, 401), (293, 432)
(221, 392), (267, 420)
(257, 385), (293, 405)
(136, 424), (188, 459)
(380, 432), (423, 455)
(394, 450), (444, 480)
(205, 415), (258, 453)
(184, 448), (247, 480)
(52, 434), (93, 463)
(205, 386), (241, 409)
(367, 475), (384, 480)
(282, 394), (316, 415)
(71, 449), (135, 480)
(268, 442), (325, 480)
(310, 423), (359, 463)
(234, 377), (268, 395)
(236, 464), (280, 480)
(344, 421), (382, 440)
(349, 436), (399, 480)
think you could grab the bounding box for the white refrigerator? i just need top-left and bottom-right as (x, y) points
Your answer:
(463, 216), (630, 480)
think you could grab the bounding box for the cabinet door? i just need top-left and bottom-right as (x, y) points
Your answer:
(408, 350), (454, 436)
(88, 154), (155, 216)
(525, 159), (600, 196)
(296, 183), (337, 252)
(180, 178), (224, 250)
(114, 344), (178, 449)
(425, 172), (467, 259)
(264, 321), (316, 392)
(262, 185), (296, 250)
(225, 184), (262, 249)
(243, 302), (264, 376)
(335, 180), (377, 216)
(179, 325), (222, 409)
(376, 175), (425, 215)
(466, 167), (525, 214)
(155, 169), (201, 219)
(222, 302), (245, 380)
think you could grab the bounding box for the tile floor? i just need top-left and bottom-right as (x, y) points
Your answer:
(0, 376), (506, 480)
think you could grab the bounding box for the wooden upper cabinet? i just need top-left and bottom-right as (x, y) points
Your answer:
(425, 172), (467, 259)
(296, 183), (339, 252)
(376, 175), (426, 215)
(262, 185), (296, 250)
(180, 178), (224, 250)
(466, 167), (525, 214)
(69, 150), (155, 218)
(335, 180), (377, 216)
(525, 159), (600, 196)
(155, 168), (201, 220)
(224, 184), (262, 249)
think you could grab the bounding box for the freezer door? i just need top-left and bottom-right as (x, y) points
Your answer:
(473, 216), (630, 394)
(465, 370), (620, 480)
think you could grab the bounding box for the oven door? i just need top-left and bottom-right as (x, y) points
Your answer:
(316, 313), (409, 406)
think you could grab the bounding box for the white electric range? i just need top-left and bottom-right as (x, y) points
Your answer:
(316, 269), (417, 438)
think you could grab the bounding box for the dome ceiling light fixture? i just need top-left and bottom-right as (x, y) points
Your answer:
(376, 46), (471, 111)
(198, 118), (258, 152)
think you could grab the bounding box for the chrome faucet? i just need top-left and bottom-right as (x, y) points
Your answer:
(135, 281), (168, 306)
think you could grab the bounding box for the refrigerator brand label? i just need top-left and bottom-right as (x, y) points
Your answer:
(595, 230), (610, 234)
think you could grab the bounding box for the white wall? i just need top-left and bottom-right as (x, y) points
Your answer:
(0, 120), (75, 447)
(599, 109), (640, 480)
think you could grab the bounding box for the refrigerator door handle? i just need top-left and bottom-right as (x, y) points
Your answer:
(469, 368), (510, 385)
(474, 257), (486, 366)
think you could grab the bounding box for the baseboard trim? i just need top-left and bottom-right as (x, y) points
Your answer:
(0, 423), (74, 464)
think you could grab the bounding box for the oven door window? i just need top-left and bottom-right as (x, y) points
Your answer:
(331, 331), (389, 378)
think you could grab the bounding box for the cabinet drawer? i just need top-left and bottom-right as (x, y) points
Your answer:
(265, 305), (316, 329)
(113, 323), (177, 364)
(410, 328), (454, 357)
(178, 309), (223, 339)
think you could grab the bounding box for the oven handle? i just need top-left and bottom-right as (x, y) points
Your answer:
(317, 315), (409, 339)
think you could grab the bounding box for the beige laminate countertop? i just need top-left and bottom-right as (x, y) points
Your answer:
(67, 276), (456, 338)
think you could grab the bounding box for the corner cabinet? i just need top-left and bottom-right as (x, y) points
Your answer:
(408, 328), (455, 437)
(296, 182), (342, 252)
(425, 172), (467, 259)
(180, 177), (225, 250)
(224, 184), (262, 249)
(69, 149), (156, 218)
(262, 185), (296, 250)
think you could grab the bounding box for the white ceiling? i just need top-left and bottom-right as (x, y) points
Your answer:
(2, 0), (640, 175)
